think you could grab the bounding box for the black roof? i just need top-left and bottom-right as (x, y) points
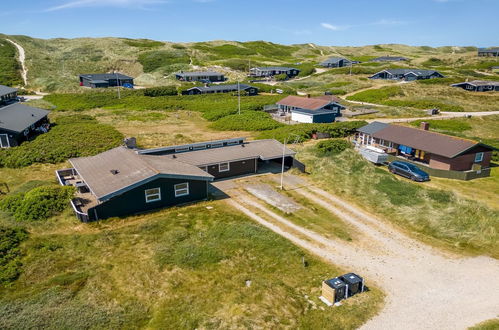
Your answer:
(252, 66), (298, 71)
(381, 68), (440, 76)
(79, 73), (133, 81)
(176, 71), (224, 77)
(371, 56), (407, 62)
(0, 103), (50, 133)
(0, 85), (18, 97)
(478, 47), (499, 52)
(357, 121), (389, 135)
(187, 84), (257, 92)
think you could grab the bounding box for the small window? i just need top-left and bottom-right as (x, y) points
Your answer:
(475, 152), (484, 163)
(219, 162), (230, 172)
(175, 147), (189, 153)
(193, 145), (206, 150)
(145, 188), (161, 203)
(174, 183), (189, 197)
(226, 141), (239, 146)
(211, 142), (223, 148)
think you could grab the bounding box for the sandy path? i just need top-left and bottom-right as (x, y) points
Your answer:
(6, 38), (27, 86)
(222, 175), (499, 330)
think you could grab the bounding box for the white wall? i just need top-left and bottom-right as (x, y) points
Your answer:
(291, 112), (313, 123)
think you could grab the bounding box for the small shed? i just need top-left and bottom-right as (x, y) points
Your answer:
(322, 277), (347, 303)
(340, 273), (365, 297)
(291, 108), (337, 123)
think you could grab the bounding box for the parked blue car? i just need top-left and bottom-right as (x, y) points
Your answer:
(388, 161), (430, 182)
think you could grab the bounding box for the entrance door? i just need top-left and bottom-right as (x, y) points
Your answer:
(0, 134), (10, 148)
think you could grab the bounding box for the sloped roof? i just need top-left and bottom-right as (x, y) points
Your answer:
(370, 56), (407, 62)
(172, 139), (295, 166)
(0, 103), (50, 133)
(176, 71), (224, 77)
(320, 57), (349, 64)
(0, 85), (17, 97)
(70, 147), (213, 201)
(382, 69), (440, 76)
(277, 95), (341, 110)
(478, 47), (499, 52)
(451, 80), (499, 87)
(251, 66), (298, 71)
(79, 73), (133, 80)
(372, 124), (490, 158)
(357, 121), (389, 135)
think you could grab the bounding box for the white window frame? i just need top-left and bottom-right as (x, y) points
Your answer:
(210, 142), (223, 148)
(175, 147), (189, 153)
(193, 145), (206, 150)
(474, 152), (484, 163)
(219, 162), (230, 172)
(145, 187), (161, 203)
(0, 134), (10, 148)
(226, 141), (239, 146)
(174, 183), (189, 197)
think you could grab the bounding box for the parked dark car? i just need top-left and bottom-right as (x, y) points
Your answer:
(388, 161), (430, 182)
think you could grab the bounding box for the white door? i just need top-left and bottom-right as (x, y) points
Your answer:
(0, 134), (10, 148)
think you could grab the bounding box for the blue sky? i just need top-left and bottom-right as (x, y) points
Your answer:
(0, 0), (498, 46)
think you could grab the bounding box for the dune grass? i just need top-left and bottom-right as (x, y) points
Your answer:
(296, 147), (499, 258)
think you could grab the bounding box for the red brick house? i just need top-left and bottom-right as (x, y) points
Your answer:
(355, 122), (494, 173)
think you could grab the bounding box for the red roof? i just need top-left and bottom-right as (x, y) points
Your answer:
(277, 95), (339, 110)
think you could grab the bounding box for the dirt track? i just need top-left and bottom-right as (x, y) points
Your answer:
(6, 38), (27, 86)
(219, 174), (499, 329)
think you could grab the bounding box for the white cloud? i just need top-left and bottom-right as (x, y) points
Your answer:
(45, 0), (166, 12)
(320, 23), (347, 31)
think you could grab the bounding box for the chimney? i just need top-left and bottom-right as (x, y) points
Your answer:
(420, 122), (430, 130)
(307, 94), (311, 98)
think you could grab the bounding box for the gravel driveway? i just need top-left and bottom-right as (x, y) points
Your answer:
(224, 174), (499, 330)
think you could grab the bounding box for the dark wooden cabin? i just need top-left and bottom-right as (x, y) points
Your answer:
(0, 103), (50, 148)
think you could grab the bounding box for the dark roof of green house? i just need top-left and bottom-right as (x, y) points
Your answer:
(79, 73), (133, 80)
(0, 103), (50, 133)
(0, 85), (18, 97)
(187, 84), (256, 92)
(357, 121), (389, 135)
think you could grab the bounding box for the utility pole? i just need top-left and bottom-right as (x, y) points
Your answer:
(237, 81), (241, 115)
(349, 61), (353, 76)
(280, 137), (287, 190)
(115, 71), (121, 99)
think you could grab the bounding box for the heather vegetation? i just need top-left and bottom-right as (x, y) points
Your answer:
(0, 38), (22, 86)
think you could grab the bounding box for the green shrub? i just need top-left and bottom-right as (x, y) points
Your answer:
(258, 121), (367, 143)
(0, 185), (74, 221)
(409, 119), (472, 133)
(316, 139), (352, 156)
(211, 111), (283, 131)
(346, 86), (404, 103)
(0, 116), (123, 168)
(274, 73), (288, 81)
(143, 86), (178, 97)
(138, 50), (190, 72)
(0, 226), (28, 286)
(0, 39), (22, 86)
(122, 39), (164, 48)
(422, 57), (446, 67)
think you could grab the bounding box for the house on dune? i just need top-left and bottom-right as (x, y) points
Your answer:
(0, 103), (50, 148)
(276, 95), (345, 123)
(57, 138), (296, 222)
(369, 69), (444, 81)
(0, 85), (18, 105)
(355, 122), (495, 179)
(451, 80), (499, 92)
(79, 73), (134, 88)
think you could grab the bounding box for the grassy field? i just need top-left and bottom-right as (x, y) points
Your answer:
(0, 37), (22, 86)
(296, 145), (499, 258)
(0, 164), (384, 329)
(469, 319), (499, 330)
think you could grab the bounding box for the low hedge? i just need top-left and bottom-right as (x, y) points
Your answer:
(0, 185), (74, 222)
(257, 121), (367, 143)
(316, 139), (352, 156)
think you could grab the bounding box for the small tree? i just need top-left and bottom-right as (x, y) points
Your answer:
(315, 139), (352, 156)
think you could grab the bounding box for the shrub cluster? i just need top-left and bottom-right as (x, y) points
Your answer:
(0, 226), (28, 286)
(316, 139), (352, 156)
(346, 86), (404, 103)
(122, 39), (164, 48)
(143, 86), (178, 97)
(257, 121), (367, 143)
(210, 111), (284, 131)
(0, 115), (123, 168)
(138, 49), (190, 73)
(0, 185), (74, 222)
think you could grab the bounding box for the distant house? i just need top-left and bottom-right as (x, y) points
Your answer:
(175, 71), (226, 82)
(56, 138), (295, 221)
(182, 84), (258, 96)
(369, 69), (444, 81)
(0, 103), (50, 148)
(79, 73), (134, 88)
(355, 121), (495, 178)
(320, 57), (353, 68)
(451, 80), (499, 92)
(477, 47), (499, 57)
(249, 67), (300, 78)
(277, 95), (345, 123)
(370, 56), (408, 62)
(0, 85), (18, 105)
